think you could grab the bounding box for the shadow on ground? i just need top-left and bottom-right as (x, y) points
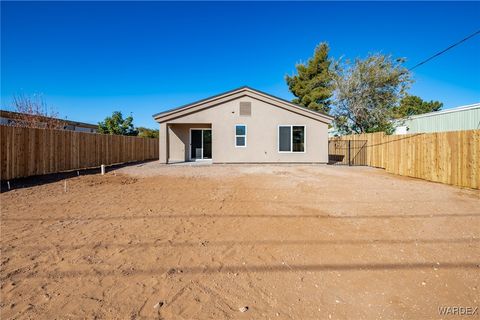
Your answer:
(3, 212), (479, 222)
(13, 237), (480, 251)
(24, 261), (480, 279)
(0, 160), (156, 193)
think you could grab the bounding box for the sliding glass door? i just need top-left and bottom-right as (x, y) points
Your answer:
(190, 129), (212, 160)
(202, 130), (212, 159)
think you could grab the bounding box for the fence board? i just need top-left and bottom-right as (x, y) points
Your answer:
(0, 125), (159, 180)
(330, 130), (479, 189)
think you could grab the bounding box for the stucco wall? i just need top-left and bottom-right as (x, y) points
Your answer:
(160, 96), (329, 163)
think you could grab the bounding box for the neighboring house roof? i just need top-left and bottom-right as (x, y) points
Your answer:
(0, 110), (98, 129)
(401, 103), (480, 120)
(393, 102), (480, 134)
(152, 86), (333, 124)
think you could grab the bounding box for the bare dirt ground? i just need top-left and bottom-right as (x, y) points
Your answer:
(1, 162), (479, 319)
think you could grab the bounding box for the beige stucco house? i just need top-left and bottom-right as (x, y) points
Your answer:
(153, 87), (333, 164)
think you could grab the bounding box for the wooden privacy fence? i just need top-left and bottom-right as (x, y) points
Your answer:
(329, 130), (480, 189)
(0, 125), (159, 180)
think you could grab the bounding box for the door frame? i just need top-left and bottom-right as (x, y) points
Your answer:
(189, 128), (212, 161)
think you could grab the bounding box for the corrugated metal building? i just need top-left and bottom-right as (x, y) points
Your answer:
(394, 103), (480, 134)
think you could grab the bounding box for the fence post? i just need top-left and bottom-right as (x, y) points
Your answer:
(348, 140), (351, 166)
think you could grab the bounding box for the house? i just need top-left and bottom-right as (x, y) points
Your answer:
(0, 110), (98, 133)
(394, 103), (480, 134)
(152, 86), (333, 163)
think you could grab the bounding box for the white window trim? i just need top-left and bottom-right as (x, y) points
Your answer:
(235, 124), (247, 148)
(278, 125), (306, 153)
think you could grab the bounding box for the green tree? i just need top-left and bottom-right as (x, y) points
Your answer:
(98, 111), (138, 136)
(393, 95), (443, 118)
(286, 42), (334, 113)
(137, 127), (159, 138)
(332, 54), (412, 134)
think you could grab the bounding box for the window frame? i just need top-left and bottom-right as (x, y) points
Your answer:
(235, 124), (247, 148)
(277, 125), (306, 153)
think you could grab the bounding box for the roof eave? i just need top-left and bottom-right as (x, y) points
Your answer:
(152, 86), (333, 122)
(151, 86), (250, 119)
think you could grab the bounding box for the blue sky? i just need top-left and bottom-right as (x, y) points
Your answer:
(1, 2), (479, 128)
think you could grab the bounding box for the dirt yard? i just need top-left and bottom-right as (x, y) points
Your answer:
(1, 162), (479, 319)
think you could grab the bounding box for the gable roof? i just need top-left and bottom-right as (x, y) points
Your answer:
(152, 86), (333, 124)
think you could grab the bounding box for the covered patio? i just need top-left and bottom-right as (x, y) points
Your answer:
(162, 123), (212, 163)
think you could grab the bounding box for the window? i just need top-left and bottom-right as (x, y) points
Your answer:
(279, 126), (291, 152)
(278, 125), (305, 152)
(235, 125), (247, 147)
(292, 126), (305, 152)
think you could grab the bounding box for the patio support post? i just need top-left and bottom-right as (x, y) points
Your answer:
(159, 122), (168, 164)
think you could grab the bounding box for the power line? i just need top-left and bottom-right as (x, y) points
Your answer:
(408, 29), (480, 71)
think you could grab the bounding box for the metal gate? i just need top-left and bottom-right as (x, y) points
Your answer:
(328, 140), (367, 166)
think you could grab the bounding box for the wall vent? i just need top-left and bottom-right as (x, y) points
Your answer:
(239, 102), (252, 116)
